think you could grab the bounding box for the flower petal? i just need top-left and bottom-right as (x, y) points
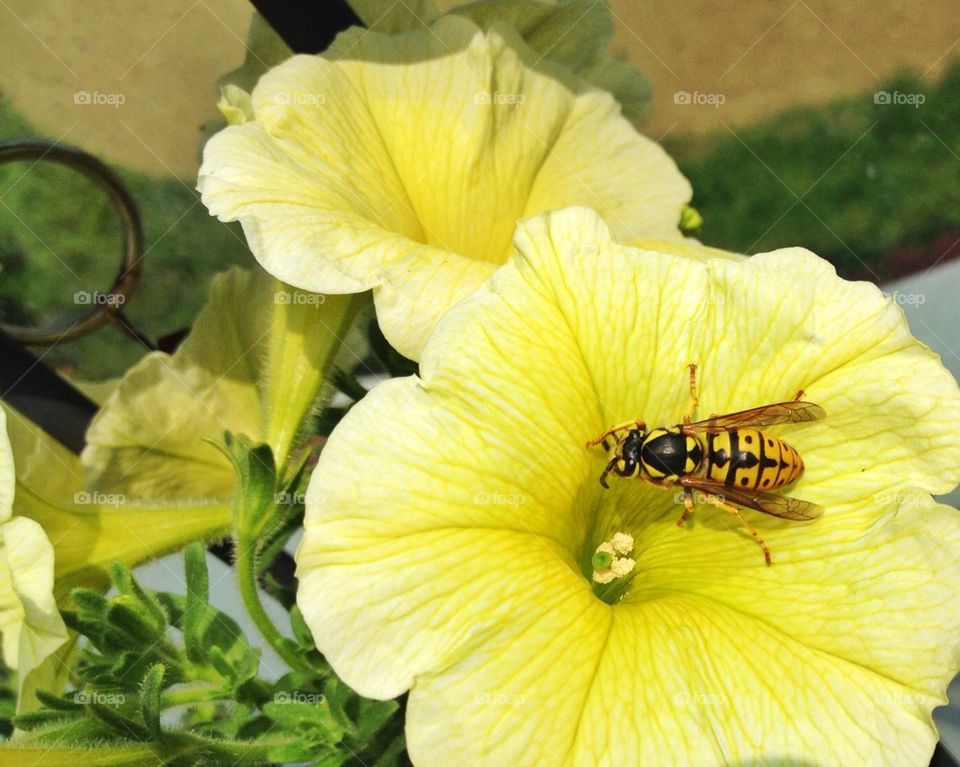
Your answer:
(0, 517), (69, 709)
(82, 267), (269, 501)
(407, 501), (958, 766)
(5, 404), (230, 593)
(0, 408), (12, 521)
(199, 17), (690, 358)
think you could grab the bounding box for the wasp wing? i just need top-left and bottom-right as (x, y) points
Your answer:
(679, 476), (824, 521)
(681, 401), (825, 434)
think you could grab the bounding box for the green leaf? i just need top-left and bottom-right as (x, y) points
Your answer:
(372, 733), (413, 767)
(449, 0), (651, 121)
(352, 697), (400, 744)
(453, 0), (610, 72)
(268, 739), (344, 765)
(289, 605), (315, 649)
(140, 665), (165, 740)
(218, 13), (294, 95)
(262, 699), (344, 740)
(346, 0), (440, 33)
(161, 592), (260, 689)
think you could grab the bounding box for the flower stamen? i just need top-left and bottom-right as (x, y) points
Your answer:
(592, 533), (636, 584)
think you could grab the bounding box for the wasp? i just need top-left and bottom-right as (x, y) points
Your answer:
(586, 365), (824, 564)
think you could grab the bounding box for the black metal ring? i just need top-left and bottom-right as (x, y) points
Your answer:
(0, 138), (144, 345)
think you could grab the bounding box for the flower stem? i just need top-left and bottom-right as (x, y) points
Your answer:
(234, 536), (306, 671)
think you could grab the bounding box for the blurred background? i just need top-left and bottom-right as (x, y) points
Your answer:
(2, 0), (960, 377)
(2, 0), (960, 760)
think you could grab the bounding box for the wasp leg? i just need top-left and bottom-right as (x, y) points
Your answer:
(701, 493), (773, 566)
(598, 456), (620, 489)
(681, 363), (700, 424)
(586, 420), (646, 448)
(794, 389), (806, 401)
(676, 487), (695, 527)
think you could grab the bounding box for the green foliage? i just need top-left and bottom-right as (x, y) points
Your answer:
(672, 63), (960, 280)
(5, 550), (407, 766)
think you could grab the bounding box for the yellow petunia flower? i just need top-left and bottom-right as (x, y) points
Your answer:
(296, 207), (960, 765)
(0, 407), (69, 708)
(83, 266), (364, 499)
(198, 16), (691, 360)
(5, 404), (229, 601)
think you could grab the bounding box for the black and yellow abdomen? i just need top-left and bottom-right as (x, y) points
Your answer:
(705, 428), (804, 490)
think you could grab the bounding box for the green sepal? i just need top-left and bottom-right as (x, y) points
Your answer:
(289, 605), (316, 649)
(140, 664), (165, 740)
(105, 596), (166, 647)
(70, 588), (109, 616)
(213, 432), (279, 539)
(34, 688), (84, 711)
(110, 563), (168, 626)
(60, 609), (106, 645)
(183, 543), (210, 663)
(87, 700), (151, 741)
(159, 592), (260, 689)
(12, 706), (80, 731)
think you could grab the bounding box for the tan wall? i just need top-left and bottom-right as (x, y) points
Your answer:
(0, 0), (252, 179)
(612, 0), (960, 139)
(2, 1), (958, 177)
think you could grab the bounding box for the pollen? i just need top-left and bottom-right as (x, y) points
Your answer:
(611, 532), (634, 555)
(592, 532), (636, 584)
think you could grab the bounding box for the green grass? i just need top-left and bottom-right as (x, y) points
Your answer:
(0, 97), (247, 379)
(669, 63), (960, 280)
